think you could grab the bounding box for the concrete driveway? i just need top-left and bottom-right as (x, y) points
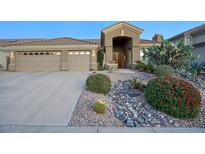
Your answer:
(0, 71), (89, 126)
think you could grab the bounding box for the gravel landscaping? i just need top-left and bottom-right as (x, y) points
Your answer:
(68, 89), (123, 127)
(69, 69), (205, 128)
(111, 80), (205, 128)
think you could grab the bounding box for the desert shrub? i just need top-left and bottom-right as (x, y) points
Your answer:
(142, 40), (192, 69)
(145, 76), (201, 119)
(129, 78), (146, 91)
(154, 65), (174, 77)
(93, 99), (107, 114)
(97, 65), (104, 71)
(134, 60), (154, 73)
(86, 73), (111, 94)
(107, 63), (118, 73)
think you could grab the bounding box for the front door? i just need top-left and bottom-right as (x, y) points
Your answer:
(113, 52), (125, 68)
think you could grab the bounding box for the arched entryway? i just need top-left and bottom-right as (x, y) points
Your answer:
(101, 22), (143, 68)
(112, 36), (132, 68)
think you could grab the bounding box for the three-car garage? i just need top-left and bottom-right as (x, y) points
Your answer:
(14, 50), (93, 72)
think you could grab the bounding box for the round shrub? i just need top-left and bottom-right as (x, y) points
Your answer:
(145, 76), (201, 119)
(86, 73), (111, 94)
(154, 65), (174, 77)
(93, 99), (107, 114)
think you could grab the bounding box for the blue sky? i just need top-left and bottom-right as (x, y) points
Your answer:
(0, 21), (204, 40)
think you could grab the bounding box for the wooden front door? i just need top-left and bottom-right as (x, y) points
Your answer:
(113, 52), (125, 68)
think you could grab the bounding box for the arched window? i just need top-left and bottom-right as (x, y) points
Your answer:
(40, 52), (44, 55)
(46, 52), (49, 55)
(29, 52), (33, 55)
(34, 52), (39, 55)
(24, 53), (27, 55)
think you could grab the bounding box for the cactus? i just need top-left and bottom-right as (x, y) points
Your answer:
(93, 99), (107, 114)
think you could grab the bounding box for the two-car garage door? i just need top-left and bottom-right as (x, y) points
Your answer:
(16, 52), (61, 71)
(15, 51), (91, 71)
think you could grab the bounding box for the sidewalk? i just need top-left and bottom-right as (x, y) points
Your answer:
(1, 125), (205, 133)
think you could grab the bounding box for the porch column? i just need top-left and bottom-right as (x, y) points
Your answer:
(9, 51), (16, 71)
(132, 46), (140, 64)
(61, 50), (68, 71)
(91, 50), (97, 70)
(105, 46), (113, 63)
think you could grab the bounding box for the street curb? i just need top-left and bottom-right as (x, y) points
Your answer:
(0, 125), (205, 133)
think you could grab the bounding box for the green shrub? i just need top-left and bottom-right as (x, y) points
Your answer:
(134, 60), (154, 73)
(93, 99), (107, 114)
(97, 65), (104, 71)
(86, 73), (111, 94)
(107, 63), (118, 73)
(129, 78), (146, 91)
(154, 65), (174, 77)
(142, 39), (193, 69)
(145, 76), (201, 119)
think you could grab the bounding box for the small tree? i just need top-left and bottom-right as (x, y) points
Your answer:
(142, 39), (193, 69)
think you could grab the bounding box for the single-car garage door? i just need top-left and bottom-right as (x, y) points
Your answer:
(16, 52), (61, 71)
(67, 51), (90, 71)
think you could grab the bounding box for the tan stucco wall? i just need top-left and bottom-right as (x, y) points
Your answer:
(7, 45), (99, 71)
(102, 24), (141, 66)
(0, 51), (10, 70)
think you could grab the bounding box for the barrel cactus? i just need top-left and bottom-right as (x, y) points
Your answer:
(93, 99), (107, 114)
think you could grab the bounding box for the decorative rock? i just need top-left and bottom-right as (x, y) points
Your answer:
(107, 72), (205, 128)
(126, 118), (134, 127)
(148, 113), (152, 118)
(118, 114), (127, 122)
(137, 116), (145, 123)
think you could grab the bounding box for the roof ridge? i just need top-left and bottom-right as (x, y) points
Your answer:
(169, 23), (205, 40)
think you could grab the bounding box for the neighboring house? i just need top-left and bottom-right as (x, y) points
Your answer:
(169, 24), (205, 59)
(0, 22), (161, 72)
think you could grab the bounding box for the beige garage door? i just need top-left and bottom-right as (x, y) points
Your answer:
(16, 52), (61, 71)
(67, 51), (90, 71)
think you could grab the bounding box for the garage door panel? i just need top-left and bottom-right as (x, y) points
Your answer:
(67, 51), (90, 71)
(16, 52), (61, 71)
(68, 51), (90, 71)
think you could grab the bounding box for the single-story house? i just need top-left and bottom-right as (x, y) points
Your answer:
(0, 22), (161, 72)
(169, 24), (205, 59)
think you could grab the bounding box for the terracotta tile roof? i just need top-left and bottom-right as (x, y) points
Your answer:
(83, 39), (100, 45)
(140, 39), (157, 44)
(0, 37), (99, 47)
(0, 37), (156, 47)
(0, 39), (47, 47)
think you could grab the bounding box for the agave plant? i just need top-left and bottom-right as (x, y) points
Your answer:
(185, 56), (205, 77)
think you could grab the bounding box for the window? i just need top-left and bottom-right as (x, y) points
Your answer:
(45, 52), (49, 55)
(34, 52), (39, 55)
(29, 52), (33, 55)
(185, 36), (192, 45)
(40, 52), (44, 55)
(24, 53), (27, 55)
